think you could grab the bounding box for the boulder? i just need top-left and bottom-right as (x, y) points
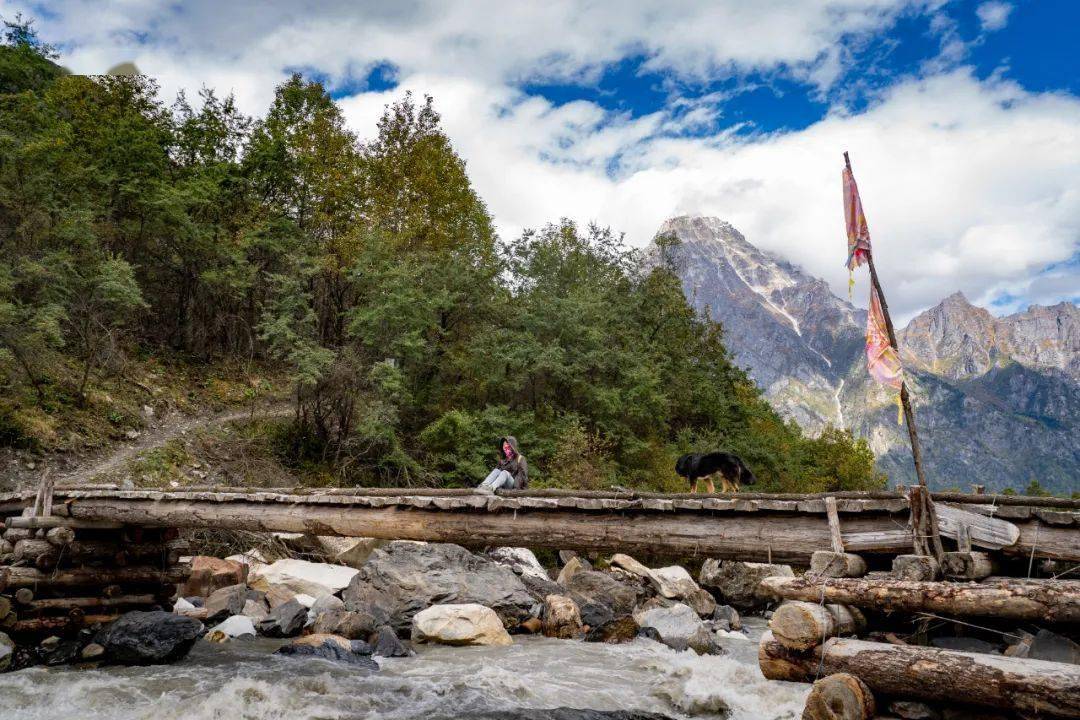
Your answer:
(276, 633), (378, 668)
(210, 615), (257, 639)
(1029, 629), (1080, 664)
(635, 603), (716, 654)
(258, 599), (307, 638)
(649, 566), (700, 600)
(264, 584), (298, 609)
(241, 598), (269, 622)
(249, 559), (359, 598)
(312, 607), (389, 640)
(315, 536), (387, 569)
(541, 595), (583, 639)
(699, 559), (793, 610)
(42, 639), (82, 666)
(685, 588), (717, 618)
(521, 572), (566, 604)
(225, 548), (268, 574)
(370, 625), (413, 657)
(556, 556), (592, 586)
(180, 556), (248, 598)
(0, 632), (13, 672)
(577, 601), (615, 629)
(80, 643), (105, 661)
(342, 542), (535, 633)
(889, 700), (941, 720)
(310, 594), (345, 616)
(94, 611), (203, 665)
(564, 570), (640, 618)
(584, 616), (639, 644)
(711, 604), (741, 632)
(411, 604), (513, 647)
(488, 547), (549, 582)
(203, 584), (249, 622)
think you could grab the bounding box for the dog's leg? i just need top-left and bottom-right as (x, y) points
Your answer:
(690, 477), (698, 494)
(705, 477), (715, 494)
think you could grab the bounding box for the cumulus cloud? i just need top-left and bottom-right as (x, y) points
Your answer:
(976, 2), (1013, 32)
(7, 0), (1078, 319)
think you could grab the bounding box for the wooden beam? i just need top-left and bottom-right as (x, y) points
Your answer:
(825, 496), (845, 553)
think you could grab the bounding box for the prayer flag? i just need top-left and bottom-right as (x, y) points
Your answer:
(843, 166), (871, 272)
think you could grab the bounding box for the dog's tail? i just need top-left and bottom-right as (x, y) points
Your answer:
(737, 457), (758, 485)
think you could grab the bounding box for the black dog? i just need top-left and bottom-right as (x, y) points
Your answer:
(675, 452), (758, 493)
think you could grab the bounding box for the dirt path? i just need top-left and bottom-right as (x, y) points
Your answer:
(14, 402), (293, 489)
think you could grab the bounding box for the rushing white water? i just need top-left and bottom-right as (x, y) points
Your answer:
(0, 621), (808, 720)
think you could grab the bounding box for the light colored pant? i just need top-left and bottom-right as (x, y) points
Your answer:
(480, 469), (514, 490)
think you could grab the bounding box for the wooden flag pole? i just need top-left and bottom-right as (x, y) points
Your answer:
(844, 151), (928, 489)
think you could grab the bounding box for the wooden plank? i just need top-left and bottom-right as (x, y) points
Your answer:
(937, 503), (1020, 549)
(4, 516), (123, 530)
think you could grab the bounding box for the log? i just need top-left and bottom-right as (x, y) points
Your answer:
(759, 635), (1080, 718)
(0, 595), (11, 619)
(4, 516), (123, 530)
(14, 588), (33, 604)
(936, 504), (1020, 550)
(13, 539), (58, 570)
(770, 601), (866, 650)
(760, 575), (1080, 623)
(892, 555), (939, 581)
(59, 540), (179, 566)
(803, 673), (876, 720)
(941, 552), (996, 580)
(24, 594), (156, 612)
(53, 497), (914, 564)
(811, 551), (868, 578)
(825, 497), (846, 553)
(0, 564), (190, 591)
(45, 525), (75, 547)
(8, 613), (118, 634)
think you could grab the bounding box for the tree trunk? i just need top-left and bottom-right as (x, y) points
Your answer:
(760, 575), (1080, 623)
(770, 601), (866, 651)
(23, 594), (157, 612)
(759, 634), (1080, 718)
(8, 613), (119, 635)
(802, 673), (876, 720)
(0, 564), (190, 591)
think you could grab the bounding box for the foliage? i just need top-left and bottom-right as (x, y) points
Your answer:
(0, 24), (884, 493)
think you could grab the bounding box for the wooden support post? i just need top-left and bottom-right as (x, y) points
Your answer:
(810, 551), (868, 578)
(826, 496), (845, 553)
(941, 551), (996, 580)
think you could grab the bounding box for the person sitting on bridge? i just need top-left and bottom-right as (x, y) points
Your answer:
(477, 436), (528, 493)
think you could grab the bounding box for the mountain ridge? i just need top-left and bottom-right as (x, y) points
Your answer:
(655, 215), (1078, 493)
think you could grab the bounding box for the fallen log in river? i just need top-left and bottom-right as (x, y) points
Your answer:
(759, 633), (1080, 718)
(760, 575), (1080, 623)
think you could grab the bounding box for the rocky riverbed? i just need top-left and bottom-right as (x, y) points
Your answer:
(0, 621), (809, 720)
(0, 538), (814, 719)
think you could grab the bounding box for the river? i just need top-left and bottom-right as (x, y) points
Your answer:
(0, 619), (808, 720)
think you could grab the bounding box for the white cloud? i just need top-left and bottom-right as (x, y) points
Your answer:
(6, 0), (1078, 320)
(976, 2), (1013, 32)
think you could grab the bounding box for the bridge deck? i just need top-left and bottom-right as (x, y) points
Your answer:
(2, 487), (1077, 564)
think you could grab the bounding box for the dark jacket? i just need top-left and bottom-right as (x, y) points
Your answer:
(495, 436), (528, 489)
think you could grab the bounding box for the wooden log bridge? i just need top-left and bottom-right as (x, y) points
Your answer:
(2, 486), (1077, 564)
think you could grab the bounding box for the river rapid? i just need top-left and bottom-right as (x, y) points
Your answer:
(0, 620), (808, 720)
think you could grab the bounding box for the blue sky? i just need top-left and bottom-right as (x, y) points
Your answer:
(6, 0), (1080, 319)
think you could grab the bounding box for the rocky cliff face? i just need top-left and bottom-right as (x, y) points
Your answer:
(656, 215), (1079, 494)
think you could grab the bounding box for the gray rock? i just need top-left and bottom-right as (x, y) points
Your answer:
(711, 604), (741, 631)
(463, 711), (673, 720)
(310, 594), (345, 616)
(80, 643), (105, 661)
(698, 559), (793, 611)
(94, 611), (203, 665)
(203, 584), (248, 622)
(889, 700), (941, 720)
(275, 634), (378, 668)
(43, 640), (82, 666)
(311, 607), (387, 640)
(635, 603), (717, 654)
(370, 625), (412, 657)
(577, 601), (615, 629)
(258, 599), (307, 638)
(1029, 629), (1080, 664)
(564, 570), (641, 618)
(342, 542), (535, 633)
(584, 616), (639, 644)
